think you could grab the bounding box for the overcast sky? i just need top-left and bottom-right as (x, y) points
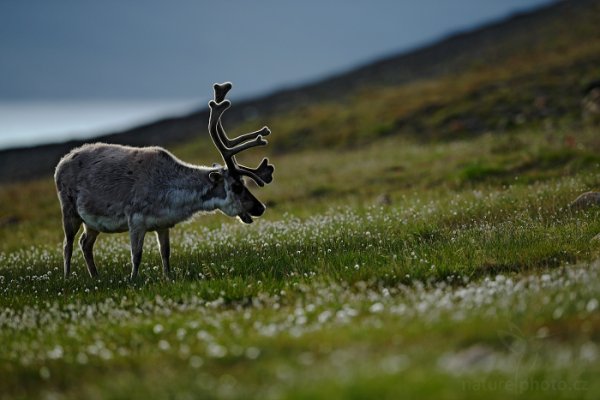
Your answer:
(0, 0), (555, 101)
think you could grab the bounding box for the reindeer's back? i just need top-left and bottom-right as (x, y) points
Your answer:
(55, 143), (179, 217)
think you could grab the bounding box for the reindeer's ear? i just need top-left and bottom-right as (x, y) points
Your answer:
(209, 171), (223, 183)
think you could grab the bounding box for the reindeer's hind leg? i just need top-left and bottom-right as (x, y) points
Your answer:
(61, 211), (81, 278)
(56, 184), (82, 278)
(156, 229), (171, 278)
(128, 226), (146, 280)
(79, 224), (100, 278)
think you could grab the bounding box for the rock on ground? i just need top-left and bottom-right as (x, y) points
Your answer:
(570, 191), (600, 210)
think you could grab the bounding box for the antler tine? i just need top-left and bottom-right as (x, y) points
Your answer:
(214, 82), (232, 103)
(212, 82), (270, 148)
(238, 158), (274, 186)
(208, 100), (267, 168)
(226, 135), (268, 157)
(221, 126), (271, 147)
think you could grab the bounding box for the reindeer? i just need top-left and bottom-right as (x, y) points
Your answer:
(54, 82), (274, 279)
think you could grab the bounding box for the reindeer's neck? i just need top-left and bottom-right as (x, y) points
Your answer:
(161, 166), (222, 216)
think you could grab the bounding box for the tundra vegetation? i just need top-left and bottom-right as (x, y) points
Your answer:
(2, 2), (600, 399)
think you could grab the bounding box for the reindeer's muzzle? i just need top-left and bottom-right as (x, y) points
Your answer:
(239, 202), (265, 224)
(239, 213), (254, 224)
(250, 202), (265, 217)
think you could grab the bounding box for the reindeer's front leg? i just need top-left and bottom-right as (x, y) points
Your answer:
(129, 226), (146, 280)
(155, 229), (171, 278)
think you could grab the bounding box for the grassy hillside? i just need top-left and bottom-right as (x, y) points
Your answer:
(2, 0), (599, 182)
(238, 12), (600, 151)
(128, 0), (600, 157)
(2, 1), (600, 398)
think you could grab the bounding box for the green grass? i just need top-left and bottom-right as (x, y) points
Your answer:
(2, 126), (600, 399)
(3, 6), (600, 393)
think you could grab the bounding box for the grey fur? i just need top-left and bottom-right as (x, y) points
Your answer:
(55, 143), (266, 279)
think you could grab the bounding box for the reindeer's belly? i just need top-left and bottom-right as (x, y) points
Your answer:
(130, 209), (183, 231)
(79, 211), (129, 233)
(76, 192), (189, 232)
(77, 198), (129, 233)
(78, 210), (179, 233)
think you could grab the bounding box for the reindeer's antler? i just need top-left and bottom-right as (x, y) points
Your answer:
(208, 82), (274, 186)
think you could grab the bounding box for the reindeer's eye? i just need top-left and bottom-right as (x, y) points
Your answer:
(232, 183), (244, 194)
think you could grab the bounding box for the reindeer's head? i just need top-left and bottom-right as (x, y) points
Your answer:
(207, 167), (265, 223)
(207, 82), (274, 224)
